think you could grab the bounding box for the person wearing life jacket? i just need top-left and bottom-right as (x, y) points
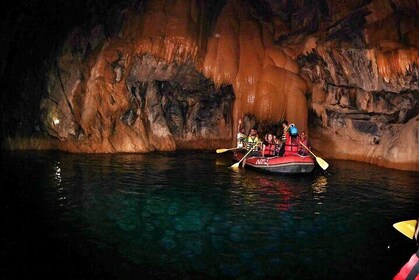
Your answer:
(273, 135), (282, 156)
(280, 120), (289, 143)
(262, 133), (276, 157)
(393, 217), (419, 280)
(243, 127), (260, 153)
(298, 131), (311, 156)
(278, 120), (289, 156)
(283, 123), (300, 156)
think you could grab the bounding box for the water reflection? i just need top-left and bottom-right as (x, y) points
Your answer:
(254, 177), (294, 211)
(9, 151), (416, 280)
(53, 160), (67, 207)
(47, 155), (319, 278)
(312, 175), (328, 194)
(311, 175), (328, 215)
(54, 161), (62, 185)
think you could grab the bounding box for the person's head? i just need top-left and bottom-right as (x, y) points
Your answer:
(249, 128), (257, 136)
(240, 127), (245, 133)
(300, 131), (307, 139)
(266, 134), (273, 142)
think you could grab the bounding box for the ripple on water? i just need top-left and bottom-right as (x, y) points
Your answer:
(2, 152), (418, 279)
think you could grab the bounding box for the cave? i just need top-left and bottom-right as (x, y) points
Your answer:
(1, 1), (419, 279)
(0, 0), (418, 170)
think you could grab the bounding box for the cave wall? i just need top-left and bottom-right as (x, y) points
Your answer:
(1, 0), (418, 170)
(293, 0), (419, 171)
(35, 0), (312, 152)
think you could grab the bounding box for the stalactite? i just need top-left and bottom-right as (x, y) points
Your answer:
(25, 0), (417, 171)
(376, 49), (419, 83)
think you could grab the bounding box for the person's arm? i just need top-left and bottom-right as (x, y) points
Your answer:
(237, 119), (243, 132)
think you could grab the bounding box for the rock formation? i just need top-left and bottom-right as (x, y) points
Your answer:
(1, 0), (418, 171)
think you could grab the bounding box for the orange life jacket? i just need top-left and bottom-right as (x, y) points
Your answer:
(264, 142), (276, 156)
(284, 134), (300, 155)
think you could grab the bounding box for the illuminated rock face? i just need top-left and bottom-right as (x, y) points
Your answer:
(293, 0), (419, 171)
(34, 0), (417, 170)
(39, 0), (310, 153)
(301, 48), (418, 171)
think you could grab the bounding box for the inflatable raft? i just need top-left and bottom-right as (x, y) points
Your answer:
(233, 151), (315, 174)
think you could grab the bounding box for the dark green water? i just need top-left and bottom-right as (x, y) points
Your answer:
(1, 150), (418, 279)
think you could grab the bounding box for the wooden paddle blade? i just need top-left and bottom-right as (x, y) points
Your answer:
(393, 220), (417, 239)
(316, 157), (329, 170)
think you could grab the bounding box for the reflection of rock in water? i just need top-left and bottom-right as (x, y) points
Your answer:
(312, 176), (328, 215)
(312, 176), (328, 194)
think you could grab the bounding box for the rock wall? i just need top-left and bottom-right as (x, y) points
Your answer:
(37, 0), (312, 153)
(1, 0), (418, 170)
(293, 0), (419, 171)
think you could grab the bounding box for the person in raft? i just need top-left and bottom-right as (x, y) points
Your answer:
(273, 134), (282, 156)
(262, 133), (276, 157)
(278, 120), (299, 156)
(298, 130), (312, 156)
(236, 119), (246, 148)
(278, 120), (289, 156)
(243, 127), (261, 154)
(280, 120), (290, 143)
(393, 217), (419, 280)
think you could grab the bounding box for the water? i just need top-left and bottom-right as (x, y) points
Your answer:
(1, 150), (418, 279)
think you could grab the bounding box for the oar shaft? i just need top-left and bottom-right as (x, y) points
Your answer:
(299, 141), (316, 158)
(299, 141), (329, 170)
(231, 143), (259, 168)
(236, 148), (253, 165)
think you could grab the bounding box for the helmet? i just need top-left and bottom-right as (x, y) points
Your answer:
(289, 124), (298, 136)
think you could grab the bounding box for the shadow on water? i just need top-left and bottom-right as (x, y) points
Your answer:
(0, 150), (418, 279)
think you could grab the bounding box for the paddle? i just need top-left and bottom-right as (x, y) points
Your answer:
(216, 147), (241, 154)
(393, 220), (417, 239)
(299, 141), (329, 170)
(231, 145), (256, 169)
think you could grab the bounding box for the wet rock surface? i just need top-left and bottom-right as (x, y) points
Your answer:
(1, 0), (418, 170)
